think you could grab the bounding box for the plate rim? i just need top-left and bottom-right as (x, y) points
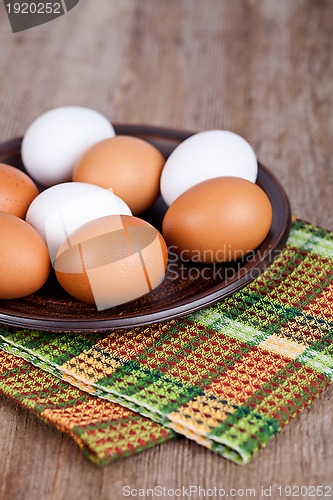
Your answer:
(0, 124), (292, 332)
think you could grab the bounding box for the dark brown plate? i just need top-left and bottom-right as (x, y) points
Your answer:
(0, 124), (291, 332)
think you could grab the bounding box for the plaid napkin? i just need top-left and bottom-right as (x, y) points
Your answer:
(0, 219), (332, 464)
(0, 350), (174, 464)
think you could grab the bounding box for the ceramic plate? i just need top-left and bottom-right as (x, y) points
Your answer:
(0, 124), (291, 332)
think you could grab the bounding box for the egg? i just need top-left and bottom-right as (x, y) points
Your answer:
(72, 136), (165, 214)
(162, 177), (273, 263)
(55, 215), (168, 310)
(160, 130), (258, 206)
(21, 106), (115, 187)
(0, 163), (39, 218)
(0, 212), (50, 299)
(26, 182), (132, 265)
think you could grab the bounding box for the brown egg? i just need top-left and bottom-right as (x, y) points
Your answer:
(55, 215), (168, 309)
(72, 136), (165, 215)
(0, 163), (39, 218)
(0, 212), (50, 299)
(162, 176), (273, 263)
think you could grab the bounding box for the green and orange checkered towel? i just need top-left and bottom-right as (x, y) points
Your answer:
(0, 219), (332, 465)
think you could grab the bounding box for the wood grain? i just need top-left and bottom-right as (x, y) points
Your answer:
(0, 1), (332, 498)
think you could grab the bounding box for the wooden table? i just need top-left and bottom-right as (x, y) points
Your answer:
(0, 1), (332, 498)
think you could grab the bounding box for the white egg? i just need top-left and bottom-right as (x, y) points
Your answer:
(160, 130), (258, 206)
(22, 106), (115, 187)
(26, 182), (132, 264)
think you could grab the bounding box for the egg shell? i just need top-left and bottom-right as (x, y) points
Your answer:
(55, 215), (168, 310)
(0, 163), (39, 218)
(0, 212), (50, 299)
(21, 106), (115, 187)
(160, 130), (258, 206)
(73, 136), (165, 214)
(26, 182), (132, 265)
(162, 176), (273, 263)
